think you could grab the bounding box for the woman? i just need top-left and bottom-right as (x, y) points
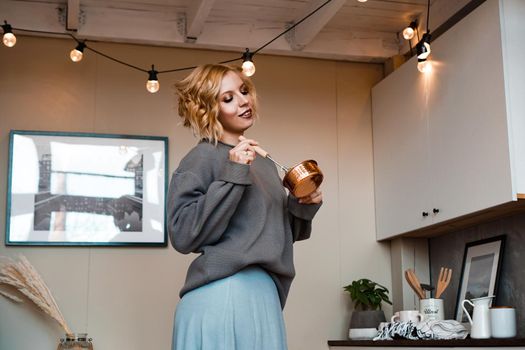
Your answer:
(168, 64), (322, 350)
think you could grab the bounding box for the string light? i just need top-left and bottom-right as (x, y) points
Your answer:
(416, 32), (431, 60)
(3, 0), (335, 89)
(70, 42), (86, 62)
(146, 65), (160, 93)
(241, 49), (256, 77)
(417, 58), (432, 74)
(2, 21), (16, 47)
(402, 21), (418, 41)
(416, 0), (432, 71)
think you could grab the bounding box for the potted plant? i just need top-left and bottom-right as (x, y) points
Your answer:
(343, 278), (392, 339)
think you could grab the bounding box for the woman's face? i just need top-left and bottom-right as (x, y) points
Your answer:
(217, 71), (254, 143)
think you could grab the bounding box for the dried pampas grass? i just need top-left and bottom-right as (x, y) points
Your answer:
(0, 255), (72, 334)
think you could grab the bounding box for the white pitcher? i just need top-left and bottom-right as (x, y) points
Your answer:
(461, 296), (494, 339)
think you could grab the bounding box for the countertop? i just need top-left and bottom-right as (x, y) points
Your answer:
(328, 338), (525, 347)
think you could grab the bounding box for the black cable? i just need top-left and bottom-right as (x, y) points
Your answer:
(158, 57), (240, 74)
(253, 0), (332, 54)
(11, 27), (149, 72)
(7, 0), (334, 75)
(426, 0), (430, 32)
(9, 27), (75, 38)
(85, 45), (147, 72)
(219, 57), (242, 64)
(158, 65), (198, 74)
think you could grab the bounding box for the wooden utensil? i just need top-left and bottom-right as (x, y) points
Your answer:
(404, 269), (426, 299)
(408, 269), (426, 299)
(435, 267), (452, 298)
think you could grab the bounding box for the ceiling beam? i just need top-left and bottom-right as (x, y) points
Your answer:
(195, 21), (398, 62)
(287, 0), (346, 50)
(10, 0), (481, 63)
(0, 1), (64, 32)
(0, 0), (396, 63)
(185, 0), (216, 42)
(67, 0), (80, 31)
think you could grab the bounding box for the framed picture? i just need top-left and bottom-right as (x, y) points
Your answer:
(455, 235), (505, 322)
(5, 130), (168, 246)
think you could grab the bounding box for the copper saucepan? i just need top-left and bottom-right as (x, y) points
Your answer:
(239, 137), (323, 197)
(281, 159), (323, 198)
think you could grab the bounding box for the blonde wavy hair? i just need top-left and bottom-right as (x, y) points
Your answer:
(175, 64), (258, 143)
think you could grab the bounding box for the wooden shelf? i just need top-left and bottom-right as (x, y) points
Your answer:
(328, 338), (525, 347)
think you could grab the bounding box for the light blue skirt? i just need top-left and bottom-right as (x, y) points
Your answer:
(172, 266), (288, 350)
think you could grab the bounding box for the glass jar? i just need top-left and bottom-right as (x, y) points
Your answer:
(57, 333), (93, 350)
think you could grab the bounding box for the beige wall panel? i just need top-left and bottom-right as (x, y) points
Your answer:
(253, 56), (340, 350)
(0, 36), (388, 350)
(0, 37), (97, 132)
(335, 62), (392, 335)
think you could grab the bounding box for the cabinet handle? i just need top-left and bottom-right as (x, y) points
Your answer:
(422, 212), (429, 217)
(433, 208), (440, 214)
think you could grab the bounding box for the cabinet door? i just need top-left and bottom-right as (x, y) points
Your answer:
(372, 59), (432, 240)
(428, 2), (515, 223)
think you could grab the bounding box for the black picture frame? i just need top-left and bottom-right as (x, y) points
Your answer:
(454, 235), (505, 322)
(5, 130), (168, 246)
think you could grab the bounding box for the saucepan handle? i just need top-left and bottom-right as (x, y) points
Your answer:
(239, 135), (268, 157)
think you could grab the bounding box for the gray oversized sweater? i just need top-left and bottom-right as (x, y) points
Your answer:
(167, 140), (321, 308)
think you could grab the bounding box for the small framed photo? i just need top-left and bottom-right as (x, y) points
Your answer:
(6, 130), (168, 246)
(455, 235), (505, 322)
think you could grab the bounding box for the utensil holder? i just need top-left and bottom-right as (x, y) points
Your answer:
(420, 298), (444, 321)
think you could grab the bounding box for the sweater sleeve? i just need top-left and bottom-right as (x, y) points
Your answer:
(287, 194), (322, 242)
(167, 160), (251, 254)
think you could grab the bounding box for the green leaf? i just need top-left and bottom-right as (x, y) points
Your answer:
(342, 278), (392, 310)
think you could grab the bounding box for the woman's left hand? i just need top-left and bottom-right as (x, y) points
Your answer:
(298, 188), (323, 204)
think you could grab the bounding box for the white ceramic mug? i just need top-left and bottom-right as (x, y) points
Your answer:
(391, 310), (424, 323)
(420, 298), (444, 321)
(490, 306), (516, 338)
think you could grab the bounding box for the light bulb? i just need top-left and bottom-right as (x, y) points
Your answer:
(70, 42), (86, 62)
(417, 60), (432, 74)
(241, 48), (256, 77)
(242, 61), (256, 77)
(2, 22), (16, 47)
(402, 27), (415, 40)
(146, 80), (160, 93)
(70, 49), (83, 62)
(3, 32), (16, 47)
(403, 21), (418, 41)
(146, 65), (160, 93)
(357, 0), (368, 2)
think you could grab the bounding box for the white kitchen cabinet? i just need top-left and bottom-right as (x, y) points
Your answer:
(372, 0), (525, 240)
(372, 57), (432, 238)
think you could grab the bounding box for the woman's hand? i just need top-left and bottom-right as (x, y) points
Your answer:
(229, 138), (258, 165)
(298, 188), (323, 204)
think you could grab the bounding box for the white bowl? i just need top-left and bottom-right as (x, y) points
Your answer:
(348, 328), (378, 340)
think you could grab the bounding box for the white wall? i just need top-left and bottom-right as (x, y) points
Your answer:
(499, 0), (525, 194)
(0, 36), (391, 349)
